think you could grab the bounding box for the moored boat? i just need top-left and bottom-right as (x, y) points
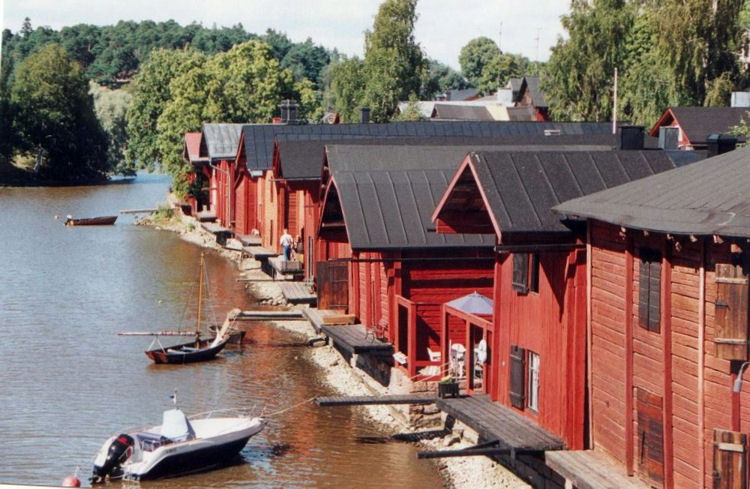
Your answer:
(64, 215), (117, 226)
(91, 398), (265, 483)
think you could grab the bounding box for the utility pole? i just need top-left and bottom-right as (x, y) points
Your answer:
(535, 27), (542, 61)
(612, 67), (618, 135)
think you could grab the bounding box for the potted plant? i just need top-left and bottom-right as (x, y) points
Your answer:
(438, 375), (459, 398)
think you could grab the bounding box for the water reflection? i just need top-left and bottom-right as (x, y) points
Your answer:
(0, 174), (444, 488)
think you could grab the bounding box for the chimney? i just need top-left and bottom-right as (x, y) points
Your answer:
(279, 99), (299, 124)
(360, 106), (371, 124)
(618, 125), (644, 150)
(707, 133), (738, 157)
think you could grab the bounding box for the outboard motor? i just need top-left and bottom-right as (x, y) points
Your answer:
(90, 434), (134, 484)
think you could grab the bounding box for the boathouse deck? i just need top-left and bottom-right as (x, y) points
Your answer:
(278, 282), (317, 305)
(244, 246), (277, 259)
(315, 393), (437, 406)
(545, 450), (648, 489)
(302, 308), (393, 354)
(436, 394), (565, 452)
(268, 256), (304, 280)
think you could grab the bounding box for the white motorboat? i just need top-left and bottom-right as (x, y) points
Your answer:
(90, 401), (265, 483)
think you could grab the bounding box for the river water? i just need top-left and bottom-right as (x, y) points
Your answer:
(0, 174), (444, 488)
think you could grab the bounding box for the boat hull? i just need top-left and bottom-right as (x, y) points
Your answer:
(65, 216), (117, 226)
(127, 434), (252, 480)
(145, 337), (229, 364)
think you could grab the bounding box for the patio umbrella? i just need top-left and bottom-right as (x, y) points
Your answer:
(446, 291), (493, 315)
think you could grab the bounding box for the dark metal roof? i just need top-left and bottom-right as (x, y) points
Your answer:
(553, 145), (750, 238)
(521, 76), (547, 108)
(467, 150), (681, 234)
(276, 133), (618, 181)
(325, 145), (499, 250)
(507, 106), (537, 121)
(652, 107), (748, 145)
(200, 123), (244, 161)
(431, 104), (494, 121)
(243, 121), (615, 171)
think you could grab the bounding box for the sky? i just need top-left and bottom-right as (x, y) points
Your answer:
(2, 0), (571, 69)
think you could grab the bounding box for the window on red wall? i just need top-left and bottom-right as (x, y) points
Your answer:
(512, 253), (540, 294)
(527, 350), (540, 413)
(638, 248), (661, 332)
(510, 345), (540, 413)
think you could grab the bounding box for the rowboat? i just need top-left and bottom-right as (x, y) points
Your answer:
(64, 215), (117, 226)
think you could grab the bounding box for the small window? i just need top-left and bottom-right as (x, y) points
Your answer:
(638, 248), (661, 332)
(512, 253), (540, 294)
(527, 351), (540, 412)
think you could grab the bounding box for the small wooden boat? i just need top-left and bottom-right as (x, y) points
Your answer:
(143, 256), (237, 364)
(65, 215), (118, 226)
(145, 336), (230, 364)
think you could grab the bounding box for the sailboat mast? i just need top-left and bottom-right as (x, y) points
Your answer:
(196, 253), (204, 338)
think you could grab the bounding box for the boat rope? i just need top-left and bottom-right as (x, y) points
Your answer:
(262, 396), (317, 418)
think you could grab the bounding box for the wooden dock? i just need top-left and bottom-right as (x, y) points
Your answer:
(436, 394), (565, 452)
(236, 234), (262, 246)
(244, 246), (277, 259)
(237, 310), (305, 320)
(268, 256), (304, 279)
(545, 450), (648, 489)
(120, 208), (158, 214)
(316, 394), (437, 406)
(302, 308), (392, 354)
(279, 282), (317, 305)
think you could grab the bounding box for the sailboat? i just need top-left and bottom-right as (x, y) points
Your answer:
(144, 253), (232, 364)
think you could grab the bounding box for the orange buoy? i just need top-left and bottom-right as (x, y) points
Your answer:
(61, 475), (81, 487)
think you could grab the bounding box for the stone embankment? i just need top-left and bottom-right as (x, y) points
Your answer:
(141, 205), (529, 489)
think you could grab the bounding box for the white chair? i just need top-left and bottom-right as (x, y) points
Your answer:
(427, 347), (441, 363)
(450, 343), (466, 378)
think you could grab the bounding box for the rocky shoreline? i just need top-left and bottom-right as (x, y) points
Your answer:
(140, 208), (529, 489)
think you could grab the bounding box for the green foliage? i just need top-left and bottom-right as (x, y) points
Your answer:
(91, 82), (133, 175)
(10, 43), (109, 182)
(281, 38), (331, 87)
(459, 37), (501, 88)
(421, 59), (469, 99)
(546, 0), (747, 124)
(327, 56), (367, 123)
(125, 48), (207, 171)
(362, 0), (425, 122)
(393, 98), (426, 121)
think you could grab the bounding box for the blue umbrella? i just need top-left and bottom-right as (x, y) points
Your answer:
(446, 291), (493, 315)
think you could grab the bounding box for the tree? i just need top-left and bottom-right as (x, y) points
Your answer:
(422, 59), (469, 99)
(362, 0), (425, 122)
(125, 48), (206, 171)
(281, 38), (331, 87)
(90, 82), (133, 175)
(459, 37), (501, 88)
(326, 56), (367, 122)
(544, 0), (635, 121)
(10, 43), (108, 182)
(155, 40), (296, 195)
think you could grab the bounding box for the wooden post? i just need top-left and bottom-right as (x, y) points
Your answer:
(625, 236), (634, 475)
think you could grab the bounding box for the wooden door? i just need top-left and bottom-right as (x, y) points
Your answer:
(316, 261), (348, 310)
(713, 429), (747, 489)
(636, 387), (664, 487)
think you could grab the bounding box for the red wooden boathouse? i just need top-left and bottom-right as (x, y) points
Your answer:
(554, 143), (747, 489)
(432, 145), (691, 450)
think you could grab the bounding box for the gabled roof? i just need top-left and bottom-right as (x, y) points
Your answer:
(553, 145), (750, 238)
(243, 121), (615, 172)
(434, 150), (686, 239)
(648, 107), (748, 145)
(322, 145), (499, 250)
(441, 88), (480, 101)
(432, 104), (495, 121)
(520, 76), (547, 108)
(183, 132), (207, 164)
(200, 123), (245, 161)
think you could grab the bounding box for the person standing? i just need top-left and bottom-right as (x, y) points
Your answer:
(280, 228), (293, 261)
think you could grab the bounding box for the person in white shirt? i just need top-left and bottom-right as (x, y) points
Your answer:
(280, 229), (293, 261)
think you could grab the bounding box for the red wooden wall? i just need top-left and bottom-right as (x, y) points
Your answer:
(491, 248), (587, 450)
(588, 220), (750, 488)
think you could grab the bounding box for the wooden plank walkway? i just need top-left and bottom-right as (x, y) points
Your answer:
(200, 222), (231, 234)
(279, 282), (317, 305)
(235, 234), (262, 246)
(302, 308), (393, 354)
(545, 450), (648, 489)
(316, 394), (437, 406)
(436, 394), (565, 452)
(244, 246), (277, 259)
(237, 310), (305, 320)
(268, 256), (304, 278)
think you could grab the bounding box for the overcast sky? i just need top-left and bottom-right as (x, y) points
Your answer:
(2, 1), (570, 69)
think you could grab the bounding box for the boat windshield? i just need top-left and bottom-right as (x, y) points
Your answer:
(161, 409), (196, 441)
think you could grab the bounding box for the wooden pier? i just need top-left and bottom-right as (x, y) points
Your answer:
(279, 282), (317, 305)
(435, 394), (565, 452)
(302, 308), (392, 354)
(236, 310), (305, 321)
(545, 450), (648, 489)
(315, 394), (437, 406)
(120, 208), (158, 214)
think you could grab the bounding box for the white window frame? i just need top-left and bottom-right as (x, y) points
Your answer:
(527, 351), (540, 413)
